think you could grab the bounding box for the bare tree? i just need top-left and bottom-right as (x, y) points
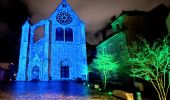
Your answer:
(128, 36), (170, 100)
(93, 53), (119, 90)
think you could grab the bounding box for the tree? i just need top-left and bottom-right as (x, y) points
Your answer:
(128, 36), (170, 100)
(93, 53), (119, 90)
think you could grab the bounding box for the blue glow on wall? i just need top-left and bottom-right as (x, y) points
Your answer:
(16, 0), (88, 81)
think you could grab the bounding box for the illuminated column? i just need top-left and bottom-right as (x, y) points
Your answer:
(27, 25), (34, 81)
(81, 22), (88, 80)
(16, 20), (30, 81)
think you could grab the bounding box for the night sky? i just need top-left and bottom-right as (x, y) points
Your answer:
(0, 0), (170, 63)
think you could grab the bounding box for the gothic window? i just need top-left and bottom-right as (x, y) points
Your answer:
(56, 11), (73, 25)
(65, 28), (73, 41)
(56, 27), (64, 41)
(34, 26), (44, 43)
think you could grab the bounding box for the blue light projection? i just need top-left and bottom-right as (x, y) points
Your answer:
(16, 0), (88, 81)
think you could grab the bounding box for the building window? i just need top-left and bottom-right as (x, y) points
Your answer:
(98, 49), (102, 54)
(62, 4), (66, 8)
(34, 26), (44, 43)
(109, 44), (113, 53)
(116, 24), (120, 31)
(56, 27), (64, 41)
(56, 11), (73, 25)
(65, 28), (73, 42)
(103, 47), (106, 54)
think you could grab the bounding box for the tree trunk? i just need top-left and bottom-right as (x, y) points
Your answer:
(103, 71), (107, 90)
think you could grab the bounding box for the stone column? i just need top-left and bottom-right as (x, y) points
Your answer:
(42, 20), (50, 81)
(16, 20), (30, 81)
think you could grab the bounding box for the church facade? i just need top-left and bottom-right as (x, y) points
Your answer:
(16, 0), (88, 81)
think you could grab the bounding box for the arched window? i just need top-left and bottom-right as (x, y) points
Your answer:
(56, 27), (64, 41)
(65, 28), (73, 42)
(34, 26), (44, 43)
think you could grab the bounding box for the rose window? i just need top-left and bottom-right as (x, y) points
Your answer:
(56, 11), (73, 25)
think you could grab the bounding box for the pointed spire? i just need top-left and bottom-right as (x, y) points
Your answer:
(61, 0), (68, 4)
(62, 0), (67, 2)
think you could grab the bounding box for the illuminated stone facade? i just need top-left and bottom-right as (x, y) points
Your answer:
(17, 0), (87, 81)
(97, 32), (127, 80)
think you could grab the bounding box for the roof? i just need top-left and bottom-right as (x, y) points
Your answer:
(97, 32), (118, 47)
(120, 10), (147, 16)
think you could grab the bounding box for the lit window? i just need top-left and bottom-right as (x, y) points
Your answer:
(65, 28), (73, 42)
(56, 27), (64, 41)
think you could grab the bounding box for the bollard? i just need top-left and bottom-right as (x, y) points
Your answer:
(136, 92), (142, 100)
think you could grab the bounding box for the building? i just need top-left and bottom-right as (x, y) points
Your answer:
(0, 63), (10, 81)
(112, 4), (169, 44)
(86, 43), (97, 65)
(96, 32), (127, 80)
(166, 12), (170, 34)
(94, 4), (169, 83)
(17, 0), (88, 81)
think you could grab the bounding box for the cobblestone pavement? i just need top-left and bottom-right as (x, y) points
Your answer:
(0, 82), (119, 100)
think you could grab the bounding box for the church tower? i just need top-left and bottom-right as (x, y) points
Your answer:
(16, 0), (88, 81)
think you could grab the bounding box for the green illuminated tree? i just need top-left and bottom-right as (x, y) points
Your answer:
(128, 36), (170, 100)
(93, 53), (119, 90)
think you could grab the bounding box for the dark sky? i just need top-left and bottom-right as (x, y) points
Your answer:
(0, 0), (170, 63)
(25, 0), (170, 44)
(25, 0), (170, 31)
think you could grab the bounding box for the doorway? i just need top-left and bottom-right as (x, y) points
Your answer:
(61, 66), (69, 78)
(31, 66), (40, 81)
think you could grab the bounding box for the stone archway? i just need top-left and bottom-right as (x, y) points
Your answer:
(59, 59), (70, 79)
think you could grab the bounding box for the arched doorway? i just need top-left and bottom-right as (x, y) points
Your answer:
(31, 66), (40, 81)
(61, 66), (69, 78)
(60, 59), (70, 79)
